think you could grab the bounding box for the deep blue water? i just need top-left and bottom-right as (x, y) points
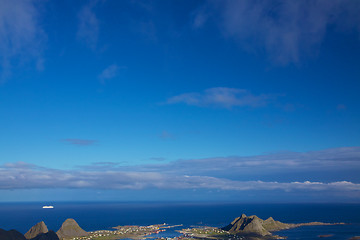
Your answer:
(0, 202), (359, 239)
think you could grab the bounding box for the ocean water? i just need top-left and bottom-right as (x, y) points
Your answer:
(0, 202), (359, 239)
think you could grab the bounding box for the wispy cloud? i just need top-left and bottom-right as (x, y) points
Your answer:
(62, 138), (97, 146)
(159, 131), (174, 140)
(150, 157), (166, 162)
(337, 104), (347, 111)
(0, 0), (45, 82)
(98, 64), (121, 83)
(196, 0), (360, 65)
(192, 7), (209, 29)
(167, 87), (273, 109)
(92, 162), (121, 167)
(77, 0), (100, 50)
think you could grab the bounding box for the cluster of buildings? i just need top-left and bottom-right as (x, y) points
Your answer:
(70, 225), (166, 240)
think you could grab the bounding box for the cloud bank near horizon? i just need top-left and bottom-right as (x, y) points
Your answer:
(1, 147), (360, 199)
(1, 161), (360, 193)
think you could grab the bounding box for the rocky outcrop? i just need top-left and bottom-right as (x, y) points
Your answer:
(56, 219), (88, 240)
(25, 221), (49, 239)
(262, 216), (290, 231)
(0, 229), (26, 240)
(31, 231), (59, 240)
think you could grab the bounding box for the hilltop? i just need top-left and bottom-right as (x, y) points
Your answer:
(56, 219), (88, 240)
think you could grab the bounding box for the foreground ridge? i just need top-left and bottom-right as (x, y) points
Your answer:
(0, 229), (26, 240)
(30, 231), (59, 240)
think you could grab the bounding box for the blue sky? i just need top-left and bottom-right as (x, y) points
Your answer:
(0, 0), (360, 202)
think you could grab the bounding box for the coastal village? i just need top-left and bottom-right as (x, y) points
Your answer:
(69, 225), (247, 240)
(83, 224), (172, 240)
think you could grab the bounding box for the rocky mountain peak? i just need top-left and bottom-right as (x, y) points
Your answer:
(56, 218), (88, 240)
(25, 221), (49, 240)
(222, 214), (290, 236)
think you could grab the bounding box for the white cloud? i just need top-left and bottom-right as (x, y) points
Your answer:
(0, 0), (45, 82)
(167, 87), (272, 109)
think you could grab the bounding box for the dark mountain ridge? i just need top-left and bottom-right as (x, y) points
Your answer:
(30, 231), (59, 240)
(0, 229), (26, 240)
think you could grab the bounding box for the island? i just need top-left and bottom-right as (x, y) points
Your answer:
(176, 214), (345, 240)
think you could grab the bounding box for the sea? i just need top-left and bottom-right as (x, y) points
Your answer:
(0, 202), (359, 240)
